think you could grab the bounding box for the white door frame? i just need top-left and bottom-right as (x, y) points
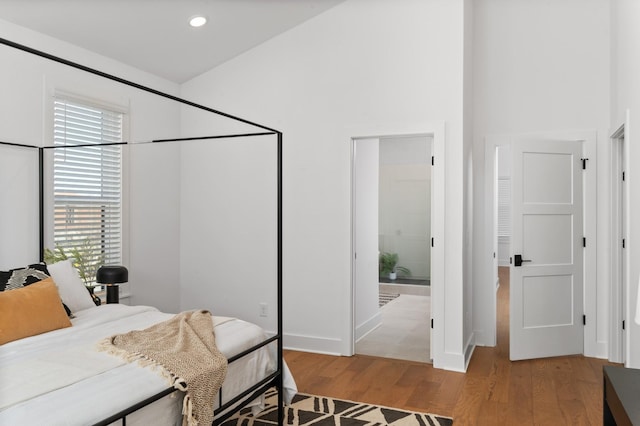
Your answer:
(348, 122), (445, 367)
(482, 137), (506, 347)
(484, 130), (598, 357)
(352, 137), (382, 343)
(610, 113), (630, 364)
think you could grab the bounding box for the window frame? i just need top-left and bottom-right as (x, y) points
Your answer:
(44, 90), (130, 291)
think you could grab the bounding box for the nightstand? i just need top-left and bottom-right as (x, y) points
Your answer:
(603, 365), (640, 425)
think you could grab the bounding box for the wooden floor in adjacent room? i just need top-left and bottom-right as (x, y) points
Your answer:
(284, 267), (619, 425)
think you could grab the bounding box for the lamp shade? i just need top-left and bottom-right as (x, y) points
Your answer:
(96, 266), (128, 284)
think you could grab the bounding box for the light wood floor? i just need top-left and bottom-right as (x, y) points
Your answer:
(284, 267), (619, 425)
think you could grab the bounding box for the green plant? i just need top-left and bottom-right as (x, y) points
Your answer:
(378, 252), (411, 277)
(44, 240), (105, 286)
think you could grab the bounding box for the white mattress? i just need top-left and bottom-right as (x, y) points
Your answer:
(0, 304), (296, 425)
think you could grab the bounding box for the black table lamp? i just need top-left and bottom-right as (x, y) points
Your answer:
(96, 266), (128, 304)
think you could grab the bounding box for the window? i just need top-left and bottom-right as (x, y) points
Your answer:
(52, 97), (124, 285)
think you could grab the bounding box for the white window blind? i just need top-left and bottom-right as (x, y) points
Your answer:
(497, 177), (511, 240)
(53, 97), (123, 284)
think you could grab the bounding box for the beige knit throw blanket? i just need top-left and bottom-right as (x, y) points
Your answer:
(97, 310), (228, 426)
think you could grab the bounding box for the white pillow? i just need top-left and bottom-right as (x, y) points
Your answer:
(47, 260), (95, 313)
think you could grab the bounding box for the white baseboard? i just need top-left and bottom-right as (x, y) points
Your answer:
(586, 340), (608, 360)
(433, 351), (467, 372)
(283, 332), (344, 356)
(355, 312), (382, 342)
(464, 332), (476, 370)
(473, 329), (496, 347)
(432, 332), (475, 372)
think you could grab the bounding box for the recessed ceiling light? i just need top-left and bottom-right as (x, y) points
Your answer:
(189, 15), (207, 28)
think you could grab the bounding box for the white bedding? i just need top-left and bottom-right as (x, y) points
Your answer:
(0, 304), (296, 425)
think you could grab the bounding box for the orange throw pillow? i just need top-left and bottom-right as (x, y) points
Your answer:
(0, 277), (72, 345)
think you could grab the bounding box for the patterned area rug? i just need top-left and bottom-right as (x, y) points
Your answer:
(379, 292), (400, 308)
(222, 388), (453, 425)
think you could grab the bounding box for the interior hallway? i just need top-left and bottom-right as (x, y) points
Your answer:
(355, 290), (431, 363)
(286, 267), (619, 424)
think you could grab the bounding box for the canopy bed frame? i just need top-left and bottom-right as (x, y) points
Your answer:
(0, 37), (284, 425)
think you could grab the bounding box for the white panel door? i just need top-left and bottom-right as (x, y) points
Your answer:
(510, 139), (583, 361)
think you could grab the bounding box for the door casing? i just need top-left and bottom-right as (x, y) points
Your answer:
(610, 117), (630, 364)
(348, 123), (445, 367)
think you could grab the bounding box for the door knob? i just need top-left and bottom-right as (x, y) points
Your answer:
(514, 254), (532, 267)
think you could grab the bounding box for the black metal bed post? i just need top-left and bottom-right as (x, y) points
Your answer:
(38, 147), (44, 262)
(0, 37), (278, 135)
(277, 131), (284, 423)
(1, 36), (286, 425)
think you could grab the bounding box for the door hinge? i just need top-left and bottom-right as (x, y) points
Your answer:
(623, 320), (626, 330)
(622, 171), (626, 181)
(493, 252), (496, 259)
(581, 158), (589, 170)
(431, 318), (434, 329)
(583, 315), (586, 325)
(431, 156), (434, 166)
(431, 237), (434, 247)
(509, 256), (512, 265)
(583, 237), (586, 247)
(623, 238), (626, 249)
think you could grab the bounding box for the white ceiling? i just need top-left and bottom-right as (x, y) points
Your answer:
(0, 0), (345, 83)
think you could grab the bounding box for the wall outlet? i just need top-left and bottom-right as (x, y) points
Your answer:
(259, 302), (268, 317)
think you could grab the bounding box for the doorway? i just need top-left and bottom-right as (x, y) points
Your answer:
(352, 134), (433, 363)
(610, 123), (628, 364)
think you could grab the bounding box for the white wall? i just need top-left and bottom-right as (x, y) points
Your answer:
(178, 135), (279, 331)
(0, 147), (39, 269)
(379, 137), (432, 279)
(472, 0), (611, 357)
(181, 0), (469, 369)
(611, 0), (640, 368)
(127, 142), (181, 313)
(0, 19), (182, 310)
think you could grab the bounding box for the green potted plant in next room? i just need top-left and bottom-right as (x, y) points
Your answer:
(44, 240), (105, 305)
(378, 252), (411, 280)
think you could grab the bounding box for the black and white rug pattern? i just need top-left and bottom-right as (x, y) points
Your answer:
(222, 388), (453, 425)
(379, 292), (400, 308)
